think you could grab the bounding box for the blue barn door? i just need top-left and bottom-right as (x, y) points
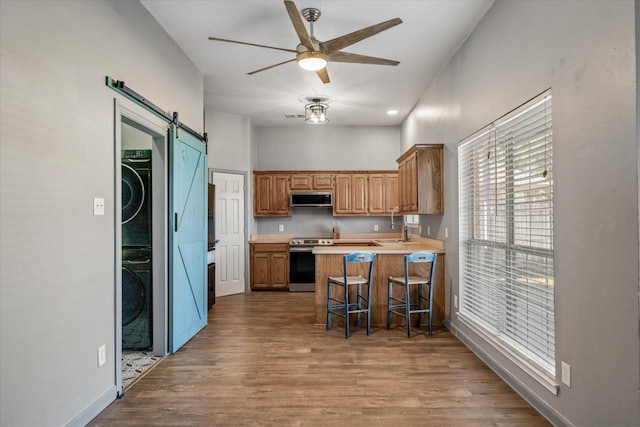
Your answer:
(169, 123), (207, 353)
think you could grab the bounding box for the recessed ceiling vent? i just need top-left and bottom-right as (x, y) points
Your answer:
(285, 114), (306, 119)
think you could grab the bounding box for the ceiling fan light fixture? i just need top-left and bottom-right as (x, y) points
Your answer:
(297, 51), (328, 71)
(305, 100), (329, 124)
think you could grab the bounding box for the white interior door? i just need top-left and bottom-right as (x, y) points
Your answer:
(212, 172), (246, 296)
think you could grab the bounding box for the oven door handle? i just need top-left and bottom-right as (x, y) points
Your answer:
(289, 247), (314, 253)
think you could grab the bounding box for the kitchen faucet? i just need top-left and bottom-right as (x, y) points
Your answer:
(390, 206), (399, 230)
(403, 217), (409, 242)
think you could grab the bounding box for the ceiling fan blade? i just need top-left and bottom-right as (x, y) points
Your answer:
(329, 51), (399, 66)
(320, 18), (403, 54)
(316, 67), (330, 84)
(284, 0), (314, 51)
(247, 58), (297, 75)
(208, 37), (297, 54)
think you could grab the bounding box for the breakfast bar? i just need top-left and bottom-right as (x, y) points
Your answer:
(313, 238), (446, 328)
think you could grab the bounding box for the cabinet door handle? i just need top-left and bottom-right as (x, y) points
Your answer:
(174, 212), (178, 232)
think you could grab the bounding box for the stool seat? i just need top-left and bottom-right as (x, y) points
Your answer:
(389, 275), (430, 285)
(387, 252), (437, 337)
(327, 252), (375, 338)
(327, 275), (369, 285)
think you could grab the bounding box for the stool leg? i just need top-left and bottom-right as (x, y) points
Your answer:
(386, 279), (392, 330)
(405, 283), (411, 338)
(428, 287), (433, 336)
(344, 284), (350, 339)
(366, 281), (371, 336)
(416, 283), (422, 327)
(355, 283), (361, 329)
(326, 279), (332, 331)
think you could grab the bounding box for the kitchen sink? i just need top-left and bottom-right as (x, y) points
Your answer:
(332, 241), (379, 246)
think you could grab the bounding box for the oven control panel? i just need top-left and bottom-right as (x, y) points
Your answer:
(289, 238), (334, 246)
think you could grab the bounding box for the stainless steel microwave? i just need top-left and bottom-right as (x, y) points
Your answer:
(290, 192), (333, 208)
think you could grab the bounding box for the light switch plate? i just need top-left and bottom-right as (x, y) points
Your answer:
(93, 197), (105, 216)
(98, 345), (106, 367)
(561, 361), (571, 387)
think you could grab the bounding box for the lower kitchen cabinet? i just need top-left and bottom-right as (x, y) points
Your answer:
(249, 243), (289, 290)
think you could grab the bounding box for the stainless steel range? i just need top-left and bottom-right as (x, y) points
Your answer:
(289, 237), (333, 292)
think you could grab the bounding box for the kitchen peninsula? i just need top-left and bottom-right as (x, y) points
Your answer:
(313, 237), (446, 328)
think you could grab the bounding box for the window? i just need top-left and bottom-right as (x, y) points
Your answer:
(458, 91), (556, 392)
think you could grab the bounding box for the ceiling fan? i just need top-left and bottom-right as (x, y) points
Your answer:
(208, 0), (402, 84)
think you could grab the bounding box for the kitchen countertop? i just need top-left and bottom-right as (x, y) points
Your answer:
(249, 234), (292, 243)
(248, 233), (445, 254)
(312, 237), (445, 255)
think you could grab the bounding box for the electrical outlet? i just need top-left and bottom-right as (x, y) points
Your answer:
(454, 295), (458, 309)
(445, 227), (449, 239)
(561, 361), (571, 387)
(278, 224), (284, 232)
(98, 345), (106, 367)
(374, 224), (379, 231)
(427, 225), (431, 236)
(418, 225), (422, 234)
(93, 197), (105, 216)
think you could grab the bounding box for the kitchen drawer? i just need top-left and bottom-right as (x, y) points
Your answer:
(250, 243), (289, 252)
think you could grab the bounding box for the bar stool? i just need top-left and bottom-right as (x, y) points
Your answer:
(387, 252), (437, 337)
(326, 252), (376, 338)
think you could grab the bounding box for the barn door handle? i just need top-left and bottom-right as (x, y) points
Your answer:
(174, 212), (178, 232)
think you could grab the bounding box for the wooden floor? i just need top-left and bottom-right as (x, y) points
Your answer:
(91, 292), (550, 426)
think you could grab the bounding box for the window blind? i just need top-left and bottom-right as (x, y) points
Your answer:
(458, 91), (555, 390)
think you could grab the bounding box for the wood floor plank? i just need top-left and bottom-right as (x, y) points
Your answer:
(90, 292), (550, 426)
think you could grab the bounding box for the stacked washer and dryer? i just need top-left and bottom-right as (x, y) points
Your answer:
(121, 150), (153, 349)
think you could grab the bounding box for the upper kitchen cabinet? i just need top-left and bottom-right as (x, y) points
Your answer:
(290, 174), (335, 191)
(254, 173), (291, 217)
(397, 144), (443, 214)
(368, 173), (398, 215)
(334, 174), (367, 215)
(334, 172), (397, 216)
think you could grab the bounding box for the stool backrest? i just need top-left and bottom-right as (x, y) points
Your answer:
(345, 252), (375, 263)
(404, 251), (437, 284)
(343, 252), (375, 280)
(405, 252), (436, 264)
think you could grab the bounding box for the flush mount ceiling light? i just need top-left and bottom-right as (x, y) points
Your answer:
(299, 95), (332, 125)
(305, 98), (329, 124)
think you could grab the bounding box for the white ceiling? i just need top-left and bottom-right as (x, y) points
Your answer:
(140, 0), (493, 127)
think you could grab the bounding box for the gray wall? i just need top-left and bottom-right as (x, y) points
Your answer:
(402, 0), (639, 425)
(255, 125), (401, 170)
(206, 110), (252, 172)
(0, 1), (203, 425)
(253, 125), (402, 236)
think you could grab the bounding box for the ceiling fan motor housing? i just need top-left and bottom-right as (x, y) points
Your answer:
(302, 8), (321, 23)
